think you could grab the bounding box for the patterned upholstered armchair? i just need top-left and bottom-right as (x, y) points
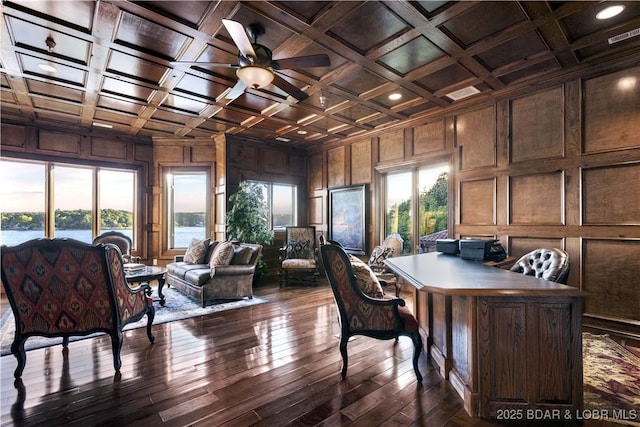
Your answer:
(279, 226), (318, 286)
(319, 240), (423, 382)
(510, 248), (570, 284)
(0, 238), (155, 378)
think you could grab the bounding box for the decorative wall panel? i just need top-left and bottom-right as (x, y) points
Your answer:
(509, 172), (563, 224)
(583, 239), (640, 322)
(309, 195), (323, 225)
(91, 138), (127, 160)
(510, 87), (564, 163)
(327, 146), (346, 188)
(289, 153), (306, 177)
(309, 152), (323, 191)
(0, 123), (26, 148)
(414, 120), (445, 155)
(584, 67), (640, 153)
(378, 129), (404, 162)
(457, 106), (496, 170)
(154, 144), (184, 162)
(190, 145), (216, 163)
(38, 131), (80, 154)
(262, 149), (287, 174)
(351, 139), (371, 184)
(507, 237), (565, 259)
(583, 163), (640, 225)
(459, 179), (495, 225)
(228, 144), (257, 170)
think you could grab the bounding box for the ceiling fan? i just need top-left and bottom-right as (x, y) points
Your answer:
(171, 19), (330, 102)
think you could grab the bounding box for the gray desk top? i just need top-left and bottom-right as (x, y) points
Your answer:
(385, 252), (583, 297)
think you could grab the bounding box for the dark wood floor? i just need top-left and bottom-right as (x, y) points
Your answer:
(0, 278), (633, 426)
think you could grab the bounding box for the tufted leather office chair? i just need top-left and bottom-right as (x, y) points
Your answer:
(510, 248), (570, 284)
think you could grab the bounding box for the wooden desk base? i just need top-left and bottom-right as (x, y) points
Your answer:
(415, 289), (583, 420)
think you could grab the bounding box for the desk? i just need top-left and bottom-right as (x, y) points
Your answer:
(385, 252), (584, 420)
(125, 266), (167, 306)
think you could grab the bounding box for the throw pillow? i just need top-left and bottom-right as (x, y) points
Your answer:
(368, 245), (394, 268)
(286, 240), (312, 259)
(183, 238), (210, 264)
(209, 241), (235, 266)
(348, 254), (384, 299)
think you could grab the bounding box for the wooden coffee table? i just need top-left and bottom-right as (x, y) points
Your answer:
(125, 266), (168, 306)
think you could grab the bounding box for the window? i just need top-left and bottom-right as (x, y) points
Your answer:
(0, 159), (137, 246)
(166, 171), (208, 249)
(249, 181), (297, 229)
(54, 165), (93, 242)
(99, 169), (135, 243)
(0, 160), (46, 245)
(384, 164), (448, 254)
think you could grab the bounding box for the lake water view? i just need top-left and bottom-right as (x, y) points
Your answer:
(0, 227), (205, 248)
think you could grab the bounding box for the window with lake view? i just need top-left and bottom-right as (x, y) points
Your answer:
(0, 159), (137, 246)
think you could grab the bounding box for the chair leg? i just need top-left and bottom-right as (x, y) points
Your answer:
(110, 331), (123, 373)
(339, 335), (349, 379)
(11, 339), (26, 379)
(411, 332), (423, 382)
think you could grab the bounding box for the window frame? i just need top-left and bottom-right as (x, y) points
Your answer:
(164, 167), (210, 250)
(247, 180), (298, 230)
(0, 157), (139, 248)
(380, 162), (451, 254)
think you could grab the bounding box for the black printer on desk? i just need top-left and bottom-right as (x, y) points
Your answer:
(459, 239), (506, 262)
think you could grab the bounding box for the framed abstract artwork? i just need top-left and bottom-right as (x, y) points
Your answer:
(328, 184), (368, 255)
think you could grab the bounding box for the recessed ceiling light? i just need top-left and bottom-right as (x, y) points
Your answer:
(92, 122), (113, 129)
(388, 93), (402, 100)
(596, 5), (625, 20)
(38, 63), (57, 73)
(297, 130), (308, 135)
(275, 137), (290, 142)
(446, 86), (480, 101)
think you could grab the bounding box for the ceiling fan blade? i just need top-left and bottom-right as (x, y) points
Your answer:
(225, 80), (247, 100)
(272, 74), (308, 102)
(222, 19), (256, 60)
(272, 54), (330, 70)
(170, 61), (238, 69)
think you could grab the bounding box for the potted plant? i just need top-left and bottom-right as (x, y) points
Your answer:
(225, 181), (274, 281)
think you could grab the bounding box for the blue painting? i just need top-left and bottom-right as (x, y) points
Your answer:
(329, 184), (367, 255)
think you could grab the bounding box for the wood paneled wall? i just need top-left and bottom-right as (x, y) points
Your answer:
(309, 65), (640, 337)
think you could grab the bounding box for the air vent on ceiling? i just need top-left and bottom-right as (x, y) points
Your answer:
(608, 28), (640, 44)
(446, 86), (480, 101)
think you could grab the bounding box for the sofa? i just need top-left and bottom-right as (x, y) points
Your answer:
(166, 239), (263, 307)
(0, 238), (155, 378)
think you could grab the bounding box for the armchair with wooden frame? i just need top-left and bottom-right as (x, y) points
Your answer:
(367, 233), (404, 296)
(319, 240), (423, 382)
(279, 226), (318, 286)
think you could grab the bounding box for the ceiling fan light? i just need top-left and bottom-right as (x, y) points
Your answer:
(237, 66), (273, 89)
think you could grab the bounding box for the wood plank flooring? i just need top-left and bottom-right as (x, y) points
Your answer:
(0, 279), (627, 426)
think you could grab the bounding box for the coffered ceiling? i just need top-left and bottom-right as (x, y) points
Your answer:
(1, 1), (639, 149)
